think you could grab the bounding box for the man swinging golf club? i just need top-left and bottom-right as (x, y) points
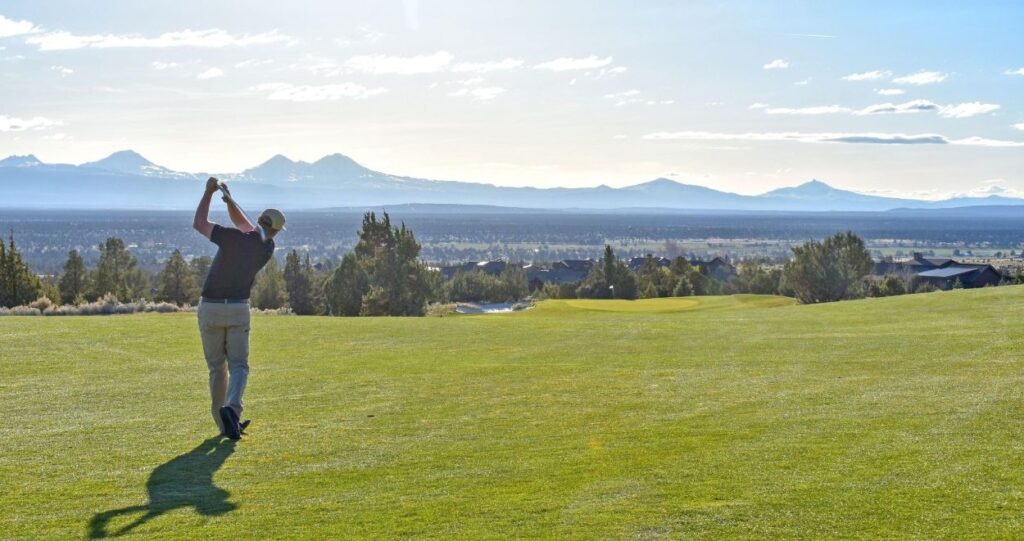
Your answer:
(193, 176), (285, 440)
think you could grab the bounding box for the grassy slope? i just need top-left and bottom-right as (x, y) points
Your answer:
(1, 290), (1023, 539)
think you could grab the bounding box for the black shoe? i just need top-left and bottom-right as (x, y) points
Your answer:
(219, 406), (241, 440)
(239, 419), (251, 434)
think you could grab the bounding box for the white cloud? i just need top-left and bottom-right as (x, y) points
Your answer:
(534, 55), (613, 71)
(604, 89), (644, 106)
(794, 78), (811, 86)
(949, 136), (1024, 147)
(50, 65), (73, 77)
(938, 102), (1000, 119)
(253, 82), (387, 101)
(152, 61), (181, 70)
(875, 88), (904, 96)
(452, 58), (524, 73)
(765, 105), (850, 115)
(448, 86), (506, 101)
(235, 58), (273, 69)
(842, 70), (891, 81)
(958, 179), (1024, 198)
(197, 67), (224, 79)
(1004, 68), (1024, 76)
(0, 114), (62, 131)
(613, 134), (627, 140)
(856, 99), (939, 115)
(26, 28), (291, 51)
(892, 71), (947, 85)
(344, 51), (452, 74)
(1015, 123), (1024, 131)
(763, 58), (789, 70)
(748, 102), (768, 110)
(0, 14), (39, 38)
(642, 130), (1024, 147)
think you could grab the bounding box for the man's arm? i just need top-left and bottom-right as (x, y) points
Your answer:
(222, 187), (256, 233)
(193, 177), (219, 239)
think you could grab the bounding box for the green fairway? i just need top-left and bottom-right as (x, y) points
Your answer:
(3, 289), (1024, 539)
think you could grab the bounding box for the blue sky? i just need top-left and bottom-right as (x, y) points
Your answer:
(0, 1), (1021, 198)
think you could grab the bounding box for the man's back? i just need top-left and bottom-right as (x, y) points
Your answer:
(202, 224), (274, 300)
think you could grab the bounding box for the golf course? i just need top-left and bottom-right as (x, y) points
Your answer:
(2, 288), (1023, 539)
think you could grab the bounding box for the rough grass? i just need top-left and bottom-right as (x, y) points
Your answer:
(2, 288), (1024, 539)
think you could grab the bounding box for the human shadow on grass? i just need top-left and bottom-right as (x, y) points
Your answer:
(88, 437), (237, 538)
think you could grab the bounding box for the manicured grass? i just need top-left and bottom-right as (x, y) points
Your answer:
(2, 288), (1024, 539)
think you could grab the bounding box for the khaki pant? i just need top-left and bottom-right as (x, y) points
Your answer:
(197, 301), (251, 432)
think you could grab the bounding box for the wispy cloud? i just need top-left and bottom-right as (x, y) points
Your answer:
(0, 114), (62, 131)
(748, 102), (768, 110)
(1004, 68), (1024, 76)
(452, 58), (524, 73)
(253, 82), (387, 101)
(235, 58), (273, 69)
(763, 58), (789, 70)
(50, 65), (74, 77)
(197, 67), (224, 79)
(938, 102), (1000, 119)
(604, 89), (642, 106)
(642, 130), (1024, 147)
(856, 99), (939, 115)
(842, 70), (891, 81)
(344, 51), (452, 74)
(0, 14), (39, 38)
(892, 70), (947, 85)
(875, 88), (904, 96)
(1015, 123), (1024, 131)
(448, 86), (506, 101)
(534, 56), (613, 71)
(765, 105), (850, 115)
(27, 28), (291, 51)
(152, 61), (181, 70)
(794, 78), (811, 86)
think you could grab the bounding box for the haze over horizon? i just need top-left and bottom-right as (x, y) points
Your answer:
(0, 1), (1022, 198)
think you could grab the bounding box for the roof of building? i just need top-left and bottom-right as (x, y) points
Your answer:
(916, 265), (986, 279)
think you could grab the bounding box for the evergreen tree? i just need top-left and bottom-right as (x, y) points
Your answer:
(251, 256), (287, 310)
(576, 245), (637, 300)
(323, 253), (369, 316)
(89, 237), (145, 301)
(782, 231), (874, 304)
(283, 250), (316, 315)
(156, 249), (199, 305)
(58, 249), (89, 304)
(0, 232), (42, 308)
(353, 212), (430, 316)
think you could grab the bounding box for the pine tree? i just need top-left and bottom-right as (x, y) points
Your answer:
(0, 232), (43, 308)
(323, 253), (369, 316)
(90, 237), (144, 301)
(283, 250), (316, 315)
(251, 256), (287, 310)
(156, 249), (199, 305)
(58, 249), (89, 304)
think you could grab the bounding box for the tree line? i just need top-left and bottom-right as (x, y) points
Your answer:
(2, 224), (998, 313)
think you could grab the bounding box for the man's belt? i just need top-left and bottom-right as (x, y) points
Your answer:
(201, 297), (249, 304)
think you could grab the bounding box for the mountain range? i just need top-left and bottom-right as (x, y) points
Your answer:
(1, 150), (1022, 212)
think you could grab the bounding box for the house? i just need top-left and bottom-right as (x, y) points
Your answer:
(914, 264), (1003, 290)
(875, 253), (1005, 290)
(627, 255), (672, 271)
(690, 256), (737, 281)
(525, 259), (594, 290)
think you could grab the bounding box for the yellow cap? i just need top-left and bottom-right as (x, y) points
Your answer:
(259, 208), (287, 231)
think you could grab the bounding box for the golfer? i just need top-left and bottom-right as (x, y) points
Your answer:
(192, 176), (285, 439)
